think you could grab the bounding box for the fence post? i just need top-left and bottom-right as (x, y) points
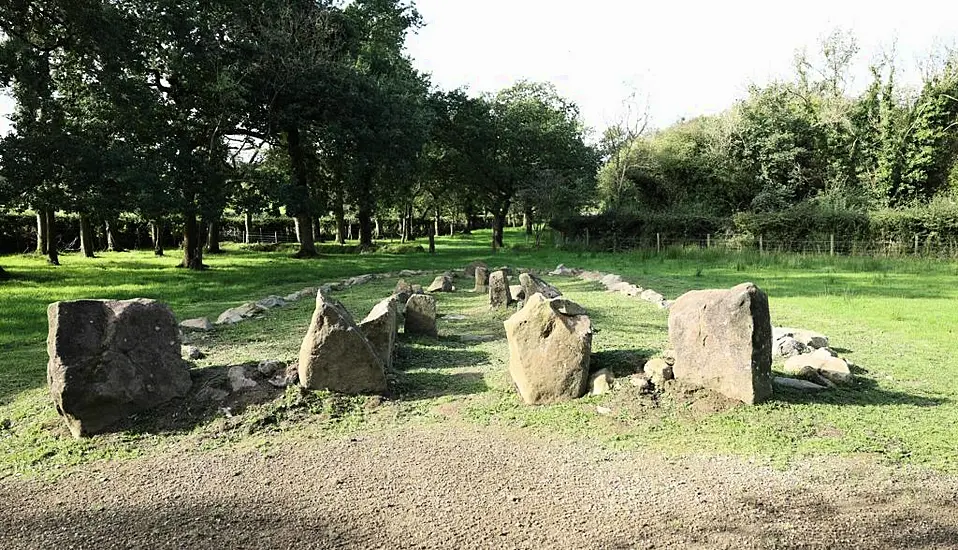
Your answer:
(707, 234), (711, 249)
(830, 234), (835, 257)
(759, 235), (764, 255)
(914, 234), (919, 256)
(585, 227), (590, 248)
(274, 231), (279, 244)
(656, 233), (661, 254)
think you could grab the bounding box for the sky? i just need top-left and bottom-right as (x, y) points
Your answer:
(2, 0), (957, 137)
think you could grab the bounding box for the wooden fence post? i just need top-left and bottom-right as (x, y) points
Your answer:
(656, 233), (661, 254)
(830, 234), (835, 257)
(759, 235), (764, 255)
(707, 234), (711, 249)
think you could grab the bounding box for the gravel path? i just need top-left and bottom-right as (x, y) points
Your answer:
(2, 425), (957, 549)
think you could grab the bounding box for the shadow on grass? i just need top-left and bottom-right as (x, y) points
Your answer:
(772, 374), (949, 408)
(394, 338), (492, 370)
(390, 371), (489, 401)
(591, 349), (658, 378)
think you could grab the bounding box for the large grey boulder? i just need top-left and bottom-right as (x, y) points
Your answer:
(298, 290), (387, 395)
(359, 296), (399, 370)
(489, 270), (513, 309)
(668, 283), (773, 405)
(404, 294), (438, 337)
(519, 273), (561, 300)
(503, 294), (593, 405)
(47, 299), (192, 438)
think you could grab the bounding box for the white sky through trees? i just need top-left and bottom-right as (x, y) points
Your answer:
(1, 0), (956, 136)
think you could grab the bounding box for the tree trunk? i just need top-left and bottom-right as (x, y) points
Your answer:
(492, 211), (506, 250)
(428, 233), (435, 254)
(180, 212), (206, 270)
(244, 212), (252, 244)
(434, 206), (440, 237)
(79, 213), (96, 258)
(334, 201), (346, 245)
(524, 207), (534, 236)
(294, 213), (316, 257)
(358, 207), (374, 248)
(400, 215), (407, 244)
(405, 205), (414, 241)
(105, 219), (124, 252)
(450, 221), (454, 237)
(206, 217), (221, 254)
(375, 218), (380, 240)
(45, 209), (59, 265)
(36, 211), (48, 255)
(285, 125), (317, 258)
(152, 220), (165, 256)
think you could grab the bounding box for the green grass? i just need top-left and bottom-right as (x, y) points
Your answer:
(1, 229), (957, 478)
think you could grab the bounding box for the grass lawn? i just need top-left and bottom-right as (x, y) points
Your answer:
(1, 229), (957, 478)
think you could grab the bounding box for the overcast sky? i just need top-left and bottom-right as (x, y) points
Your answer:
(2, 0), (957, 136)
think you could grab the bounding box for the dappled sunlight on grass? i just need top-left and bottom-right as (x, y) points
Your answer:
(2, 229), (958, 476)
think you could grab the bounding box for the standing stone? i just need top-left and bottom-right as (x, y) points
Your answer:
(465, 261), (488, 278)
(489, 270), (513, 309)
(503, 294), (593, 405)
(404, 294), (438, 337)
(359, 296), (399, 370)
(427, 274), (454, 293)
(510, 285), (525, 301)
(47, 299), (192, 438)
(519, 273), (561, 300)
(668, 282), (773, 405)
(298, 290), (386, 395)
(394, 279), (414, 305)
(474, 266), (490, 293)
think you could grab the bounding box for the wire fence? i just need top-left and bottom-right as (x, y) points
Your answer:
(222, 228), (299, 244)
(563, 232), (958, 258)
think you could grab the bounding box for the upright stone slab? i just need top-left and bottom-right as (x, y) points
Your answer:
(359, 296), (399, 370)
(298, 290), (387, 395)
(464, 261), (488, 278)
(519, 273), (561, 300)
(474, 266), (490, 293)
(667, 282), (773, 404)
(394, 279), (414, 305)
(47, 299), (192, 438)
(489, 270), (512, 309)
(503, 294), (593, 405)
(404, 294), (438, 337)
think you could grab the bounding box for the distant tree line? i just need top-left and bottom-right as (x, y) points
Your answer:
(594, 31), (958, 247)
(0, 0), (598, 270)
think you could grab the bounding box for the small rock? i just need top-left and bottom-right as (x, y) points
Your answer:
(629, 374), (652, 392)
(643, 358), (674, 386)
(549, 264), (576, 276)
(182, 345), (204, 360)
(640, 289), (665, 304)
(590, 369), (615, 395)
(255, 296), (286, 310)
(257, 360), (285, 377)
(227, 366), (258, 392)
(596, 406), (613, 416)
(427, 275), (455, 293)
(773, 376), (827, 391)
(784, 352), (853, 384)
(578, 271), (604, 282)
(599, 274), (623, 288)
(180, 317), (214, 331)
(196, 386), (229, 402)
(509, 285), (525, 301)
(774, 336), (809, 358)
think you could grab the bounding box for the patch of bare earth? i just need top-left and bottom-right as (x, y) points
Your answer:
(2, 425), (957, 549)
